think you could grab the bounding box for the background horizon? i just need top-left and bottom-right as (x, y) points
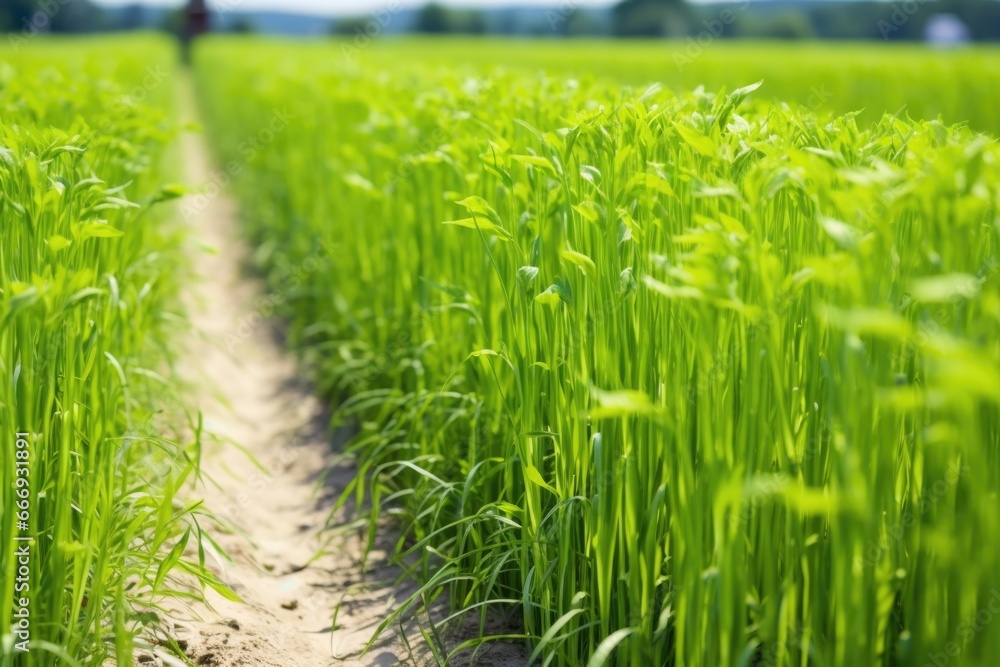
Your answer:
(90, 0), (618, 17)
(7, 0), (999, 41)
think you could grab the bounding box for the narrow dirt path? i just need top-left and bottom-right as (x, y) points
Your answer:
(168, 76), (425, 667)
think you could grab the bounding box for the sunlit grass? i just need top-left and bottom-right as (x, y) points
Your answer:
(327, 37), (1000, 132)
(0, 37), (227, 666)
(196, 39), (999, 666)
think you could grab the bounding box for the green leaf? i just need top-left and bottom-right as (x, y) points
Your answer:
(675, 123), (717, 158)
(572, 201), (600, 222)
(47, 234), (72, 252)
(627, 173), (676, 198)
(67, 287), (105, 306)
(493, 502), (522, 514)
(456, 195), (500, 221)
(718, 212), (748, 236)
(524, 464), (556, 495)
(560, 249), (597, 276)
(449, 196), (513, 240)
(517, 265), (539, 291)
(818, 216), (862, 249)
(441, 217), (512, 241)
(579, 165), (602, 185)
(619, 267), (636, 295)
(535, 287), (562, 307)
(643, 275), (703, 301)
(587, 628), (637, 667)
(5, 284), (39, 316)
(78, 222), (125, 240)
(151, 183), (187, 204)
(512, 154), (558, 175)
(154, 529), (190, 591)
(535, 278), (572, 307)
(200, 571), (243, 603)
(343, 173), (377, 192)
(729, 80), (763, 100)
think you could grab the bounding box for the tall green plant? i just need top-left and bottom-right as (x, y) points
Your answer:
(1, 37), (226, 666)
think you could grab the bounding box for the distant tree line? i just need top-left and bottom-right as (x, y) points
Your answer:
(620, 0), (1000, 41)
(3, 0), (999, 42)
(332, 0), (1000, 41)
(1, 0), (103, 34)
(0, 1), (256, 37)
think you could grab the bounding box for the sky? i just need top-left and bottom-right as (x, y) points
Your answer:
(93, 0), (616, 17)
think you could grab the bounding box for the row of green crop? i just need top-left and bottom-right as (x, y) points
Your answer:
(0, 38), (223, 666)
(194, 40), (1000, 666)
(343, 38), (1000, 135)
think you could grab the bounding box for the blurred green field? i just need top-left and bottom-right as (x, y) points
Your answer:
(335, 38), (1000, 132)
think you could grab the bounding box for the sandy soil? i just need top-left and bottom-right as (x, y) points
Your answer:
(163, 80), (431, 667)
